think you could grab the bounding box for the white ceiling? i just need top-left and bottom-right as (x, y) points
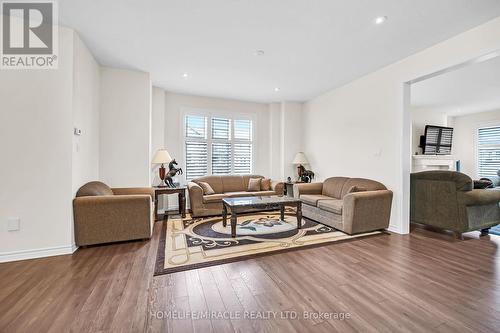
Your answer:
(411, 55), (500, 116)
(59, 0), (500, 103)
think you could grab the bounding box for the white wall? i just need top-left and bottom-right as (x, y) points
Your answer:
(71, 32), (101, 246)
(0, 27), (83, 261)
(72, 33), (100, 194)
(268, 102), (282, 180)
(303, 17), (500, 234)
(450, 109), (500, 177)
(99, 68), (152, 187)
(151, 87), (166, 187)
(410, 107), (448, 155)
(281, 102), (304, 180)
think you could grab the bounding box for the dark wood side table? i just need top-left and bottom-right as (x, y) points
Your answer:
(284, 181), (304, 197)
(153, 186), (186, 220)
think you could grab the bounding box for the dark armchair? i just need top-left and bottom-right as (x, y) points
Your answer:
(410, 171), (500, 238)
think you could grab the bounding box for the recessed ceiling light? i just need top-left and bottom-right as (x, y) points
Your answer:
(274, 87), (280, 92)
(374, 16), (388, 25)
(255, 50), (265, 56)
(182, 73), (188, 78)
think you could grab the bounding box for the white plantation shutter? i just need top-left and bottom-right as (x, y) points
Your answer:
(185, 115), (206, 139)
(212, 143), (232, 174)
(184, 114), (253, 180)
(234, 119), (252, 141)
(478, 126), (500, 178)
(185, 142), (208, 180)
(233, 143), (252, 174)
(212, 118), (231, 140)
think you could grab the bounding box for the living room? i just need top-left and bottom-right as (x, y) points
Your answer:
(2, 1), (500, 332)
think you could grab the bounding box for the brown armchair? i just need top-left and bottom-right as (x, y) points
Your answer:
(411, 171), (500, 237)
(73, 181), (154, 246)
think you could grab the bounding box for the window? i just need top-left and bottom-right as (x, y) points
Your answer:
(477, 126), (500, 178)
(184, 113), (253, 180)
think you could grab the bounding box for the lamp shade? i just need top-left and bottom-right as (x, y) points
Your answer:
(152, 149), (172, 164)
(292, 152), (309, 165)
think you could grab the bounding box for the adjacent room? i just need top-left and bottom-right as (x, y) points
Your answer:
(2, 1), (500, 332)
(410, 54), (500, 237)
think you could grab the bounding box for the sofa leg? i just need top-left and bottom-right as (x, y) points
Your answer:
(454, 232), (463, 240)
(480, 228), (490, 236)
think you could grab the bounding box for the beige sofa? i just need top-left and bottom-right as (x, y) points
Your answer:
(188, 175), (284, 217)
(411, 171), (500, 237)
(294, 177), (393, 234)
(73, 181), (154, 246)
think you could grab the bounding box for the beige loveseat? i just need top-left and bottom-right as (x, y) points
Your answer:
(73, 181), (154, 246)
(294, 177), (393, 234)
(188, 175), (284, 217)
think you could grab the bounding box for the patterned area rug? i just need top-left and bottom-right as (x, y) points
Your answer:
(154, 209), (384, 275)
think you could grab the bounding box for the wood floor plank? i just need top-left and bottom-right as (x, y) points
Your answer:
(1, 220), (500, 333)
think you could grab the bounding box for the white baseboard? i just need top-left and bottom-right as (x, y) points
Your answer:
(388, 224), (406, 234)
(0, 244), (78, 263)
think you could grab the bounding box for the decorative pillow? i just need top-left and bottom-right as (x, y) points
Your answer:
(247, 178), (261, 192)
(260, 178), (272, 191)
(347, 186), (366, 194)
(198, 181), (215, 195)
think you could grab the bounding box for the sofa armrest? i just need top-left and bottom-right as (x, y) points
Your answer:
(73, 195), (153, 246)
(458, 189), (500, 206)
(271, 181), (285, 195)
(112, 187), (155, 200)
(293, 182), (323, 198)
(188, 182), (204, 209)
(342, 190), (393, 234)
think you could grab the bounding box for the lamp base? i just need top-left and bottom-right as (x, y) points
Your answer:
(158, 164), (167, 187)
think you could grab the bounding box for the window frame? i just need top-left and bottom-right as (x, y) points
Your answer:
(181, 107), (256, 181)
(475, 123), (500, 179)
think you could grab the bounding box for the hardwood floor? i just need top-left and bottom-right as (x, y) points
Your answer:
(1, 218), (500, 332)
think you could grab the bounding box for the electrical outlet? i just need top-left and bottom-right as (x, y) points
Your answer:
(7, 218), (20, 231)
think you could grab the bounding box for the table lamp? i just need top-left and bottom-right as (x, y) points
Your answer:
(292, 152), (309, 180)
(152, 149), (172, 187)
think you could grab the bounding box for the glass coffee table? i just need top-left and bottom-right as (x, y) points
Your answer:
(222, 196), (302, 237)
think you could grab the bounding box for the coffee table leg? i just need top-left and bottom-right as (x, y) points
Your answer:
(297, 202), (302, 229)
(280, 205), (285, 221)
(222, 204), (227, 227)
(231, 211), (237, 238)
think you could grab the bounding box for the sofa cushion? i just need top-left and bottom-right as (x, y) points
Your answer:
(76, 181), (114, 197)
(222, 175), (245, 192)
(198, 181), (215, 195)
(225, 191), (254, 198)
(242, 175), (264, 188)
(318, 199), (343, 214)
(260, 178), (272, 191)
(203, 193), (227, 203)
(340, 178), (386, 198)
(194, 176), (223, 193)
(300, 194), (333, 206)
(247, 178), (261, 191)
(346, 185), (366, 194)
(322, 177), (349, 199)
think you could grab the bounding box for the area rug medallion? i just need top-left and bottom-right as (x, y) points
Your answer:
(154, 209), (383, 275)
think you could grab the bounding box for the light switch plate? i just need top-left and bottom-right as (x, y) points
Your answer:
(7, 218), (20, 231)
